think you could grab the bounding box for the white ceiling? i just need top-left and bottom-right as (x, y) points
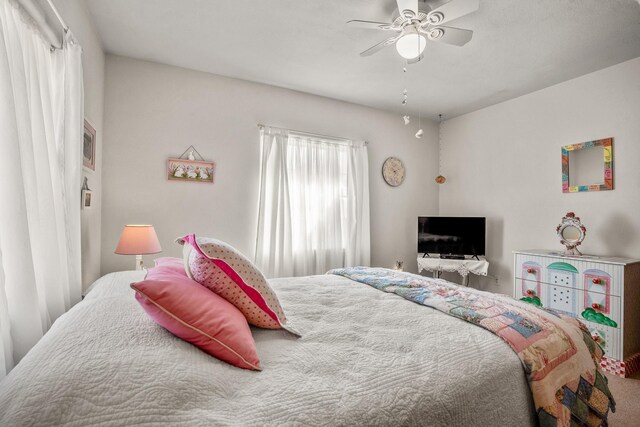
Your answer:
(85, 0), (640, 119)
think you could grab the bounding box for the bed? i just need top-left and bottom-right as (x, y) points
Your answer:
(0, 270), (536, 426)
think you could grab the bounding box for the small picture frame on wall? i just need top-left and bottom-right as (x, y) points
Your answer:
(167, 158), (215, 183)
(81, 189), (93, 209)
(83, 119), (96, 171)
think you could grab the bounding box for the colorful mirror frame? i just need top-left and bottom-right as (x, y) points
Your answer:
(561, 138), (613, 193)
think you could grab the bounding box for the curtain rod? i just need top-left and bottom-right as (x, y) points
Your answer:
(257, 124), (367, 146)
(18, 0), (69, 50)
(44, 0), (69, 32)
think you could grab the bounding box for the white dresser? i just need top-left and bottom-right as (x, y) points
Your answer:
(513, 250), (640, 377)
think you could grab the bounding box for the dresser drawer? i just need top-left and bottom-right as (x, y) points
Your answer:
(514, 254), (624, 296)
(579, 289), (620, 329)
(583, 321), (622, 360)
(515, 257), (544, 283)
(516, 278), (566, 308)
(515, 278), (542, 300)
(516, 280), (621, 328)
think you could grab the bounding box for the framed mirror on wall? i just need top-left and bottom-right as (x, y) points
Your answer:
(561, 138), (613, 193)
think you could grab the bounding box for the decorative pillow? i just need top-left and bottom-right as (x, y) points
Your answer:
(177, 234), (298, 336)
(131, 267), (261, 370)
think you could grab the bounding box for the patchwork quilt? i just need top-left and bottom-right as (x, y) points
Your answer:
(330, 267), (615, 427)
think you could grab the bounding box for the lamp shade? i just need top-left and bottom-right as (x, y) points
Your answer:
(114, 225), (162, 255)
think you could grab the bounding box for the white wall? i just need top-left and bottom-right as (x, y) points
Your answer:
(439, 57), (640, 294)
(52, 0), (105, 290)
(101, 56), (439, 276)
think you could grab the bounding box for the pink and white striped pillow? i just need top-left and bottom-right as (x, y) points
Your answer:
(177, 234), (298, 336)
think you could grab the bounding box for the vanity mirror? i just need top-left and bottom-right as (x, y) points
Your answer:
(561, 138), (613, 193)
(556, 212), (586, 255)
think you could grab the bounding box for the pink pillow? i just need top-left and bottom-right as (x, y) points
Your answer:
(131, 267), (261, 370)
(177, 234), (298, 336)
(152, 257), (186, 276)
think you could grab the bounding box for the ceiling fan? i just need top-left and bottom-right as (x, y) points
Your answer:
(347, 0), (479, 63)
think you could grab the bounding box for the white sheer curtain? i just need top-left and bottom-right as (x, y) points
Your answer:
(256, 127), (370, 278)
(0, 0), (83, 378)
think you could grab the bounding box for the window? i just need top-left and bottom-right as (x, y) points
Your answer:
(255, 127), (370, 278)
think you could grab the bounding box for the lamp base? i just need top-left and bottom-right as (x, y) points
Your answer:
(135, 254), (144, 270)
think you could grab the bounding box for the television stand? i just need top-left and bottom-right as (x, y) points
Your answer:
(417, 256), (489, 287)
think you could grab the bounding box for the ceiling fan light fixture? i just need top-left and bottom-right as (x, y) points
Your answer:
(395, 27), (426, 59)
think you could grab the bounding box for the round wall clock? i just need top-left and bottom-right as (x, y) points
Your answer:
(382, 157), (405, 187)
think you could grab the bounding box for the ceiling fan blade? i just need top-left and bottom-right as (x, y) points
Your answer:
(359, 35), (401, 57)
(426, 26), (473, 46)
(346, 20), (395, 31)
(407, 53), (424, 64)
(396, 0), (419, 18)
(426, 0), (479, 25)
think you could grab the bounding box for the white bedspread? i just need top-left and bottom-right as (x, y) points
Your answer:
(0, 271), (536, 426)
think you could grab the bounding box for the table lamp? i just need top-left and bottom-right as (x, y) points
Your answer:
(114, 225), (162, 270)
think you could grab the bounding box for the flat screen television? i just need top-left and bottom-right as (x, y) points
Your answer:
(418, 217), (486, 257)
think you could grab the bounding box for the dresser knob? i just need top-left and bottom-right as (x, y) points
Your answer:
(527, 268), (535, 274)
(592, 303), (601, 310)
(592, 278), (601, 284)
(526, 289), (535, 296)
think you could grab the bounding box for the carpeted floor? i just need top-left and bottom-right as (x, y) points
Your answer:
(605, 371), (640, 426)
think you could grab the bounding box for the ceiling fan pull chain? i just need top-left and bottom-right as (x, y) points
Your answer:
(401, 64), (411, 125)
(415, 105), (423, 139)
(436, 114), (446, 184)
